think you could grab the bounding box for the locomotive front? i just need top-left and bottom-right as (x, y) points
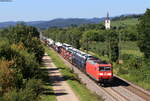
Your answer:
(86, 59), (113, 84)
(98, 63), (113, 83)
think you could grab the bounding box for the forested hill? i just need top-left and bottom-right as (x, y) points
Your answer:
(0, 18), (104, 29)
(33, 18), (105, 29)
(0, 14), (142, 29)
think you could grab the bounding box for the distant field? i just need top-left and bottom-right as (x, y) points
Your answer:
(89, 41), (140, 52)
(111, 18), (139, 27)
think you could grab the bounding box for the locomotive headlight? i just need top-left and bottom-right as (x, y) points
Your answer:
(99, 73), (103, 75)
(107, 73), (112, 76)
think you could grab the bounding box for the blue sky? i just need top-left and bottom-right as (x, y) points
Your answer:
(0, 0), (149, 22)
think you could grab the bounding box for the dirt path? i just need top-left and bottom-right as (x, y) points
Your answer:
(42, 53), (79, 101)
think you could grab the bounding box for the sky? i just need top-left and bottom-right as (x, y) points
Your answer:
(0, 0), (149, 22)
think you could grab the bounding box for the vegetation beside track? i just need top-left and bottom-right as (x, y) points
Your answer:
(40, 64), (56, 101)
(40, 82), (56, 101)
(85, 42), (150, 90)
(43, 9), (150, 91)
(0, 24), (56, 101)
(45, 46), (103, 101)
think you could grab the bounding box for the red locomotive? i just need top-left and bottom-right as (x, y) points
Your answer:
(86, 58), (113, 83)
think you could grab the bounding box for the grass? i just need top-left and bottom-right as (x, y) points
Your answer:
(41, 82), (56, 101)
(111, 18), (139, 27)
(89, 41), (143, 59)
(101, 18), (139, 27)
(118, 71), (150, 90)
(121, 50), (143, 57)
(90, 41), (140, 51)
(45, 46), (103, 101)
(113, 55), (150, 90)
(40, 60), (57, 101)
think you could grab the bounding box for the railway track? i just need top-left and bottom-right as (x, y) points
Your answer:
(49, 47), (150, 101)
(102, 87), (128, 101)
(124, 85), (150, 100)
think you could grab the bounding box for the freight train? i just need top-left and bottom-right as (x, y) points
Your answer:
(43, 37), (113, 85)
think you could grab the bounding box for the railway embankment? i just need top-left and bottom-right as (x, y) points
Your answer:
(45, 46), (150, 101)
(45, 46), (103, 101)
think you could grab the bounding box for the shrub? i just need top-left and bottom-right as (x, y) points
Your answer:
(0, 60), (15, 94)
(121, 54), (134, 60)
(25, 37), (45, 63)
(118, 67), (128, 75)
(2, 79), (44, 101)
(0, 43), (40, 79)
(0, 25), (45, 100)
(25, 79), (43, 97)
(2, 88), (36, 101)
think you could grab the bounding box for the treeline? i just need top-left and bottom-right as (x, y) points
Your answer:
(112, 14), (142, 21)
(43, 21), (139, 62)
(0, 24), (45, 101)
(43, 9), (150, 61)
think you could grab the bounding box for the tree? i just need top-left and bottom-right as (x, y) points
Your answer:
(25, 37), (45, 62)
(0, 24), (45, 100)
(0, 24), (44, 62)
(66, 28), (82, 49)
(81, 30), (98, 52)
(138, 9), (150, 59)
(106, 30), (119, 62)
(0, 60), (15, 94)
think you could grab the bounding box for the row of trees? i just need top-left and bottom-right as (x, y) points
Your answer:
(138, 9), (150, 59)
(43, 9), (150, 62)
(44, 22), (138, 62)
(112, 14), (142, 21)
(0, 24), (45, 101)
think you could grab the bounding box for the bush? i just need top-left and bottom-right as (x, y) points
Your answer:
(25, 38), (45, 63)
(2, 88), (36, 101)
(1, 79), (44, 101)
(0, 60), (15, 94)
(121, 54), (134, 60)
(117, 65), (129, 75)
(0, 25), (45, 100)
(0, 42), (42, 79)
(25, 79), (43, 97)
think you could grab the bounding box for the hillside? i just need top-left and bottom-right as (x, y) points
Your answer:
(0, 14), (141, 29)
(33, 18), (105, 29)
(111, 18), (139, 27)
(0, 18), (104, 29)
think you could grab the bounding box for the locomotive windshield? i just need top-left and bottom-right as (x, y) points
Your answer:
(99, 66), (111, 71)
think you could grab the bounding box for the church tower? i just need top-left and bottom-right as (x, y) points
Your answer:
(105, 12), (111, 30)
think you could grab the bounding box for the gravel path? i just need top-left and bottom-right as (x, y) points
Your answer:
(42, 53), (79, 101)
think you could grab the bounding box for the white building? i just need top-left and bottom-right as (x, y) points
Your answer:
(105, 12), (111, 30)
